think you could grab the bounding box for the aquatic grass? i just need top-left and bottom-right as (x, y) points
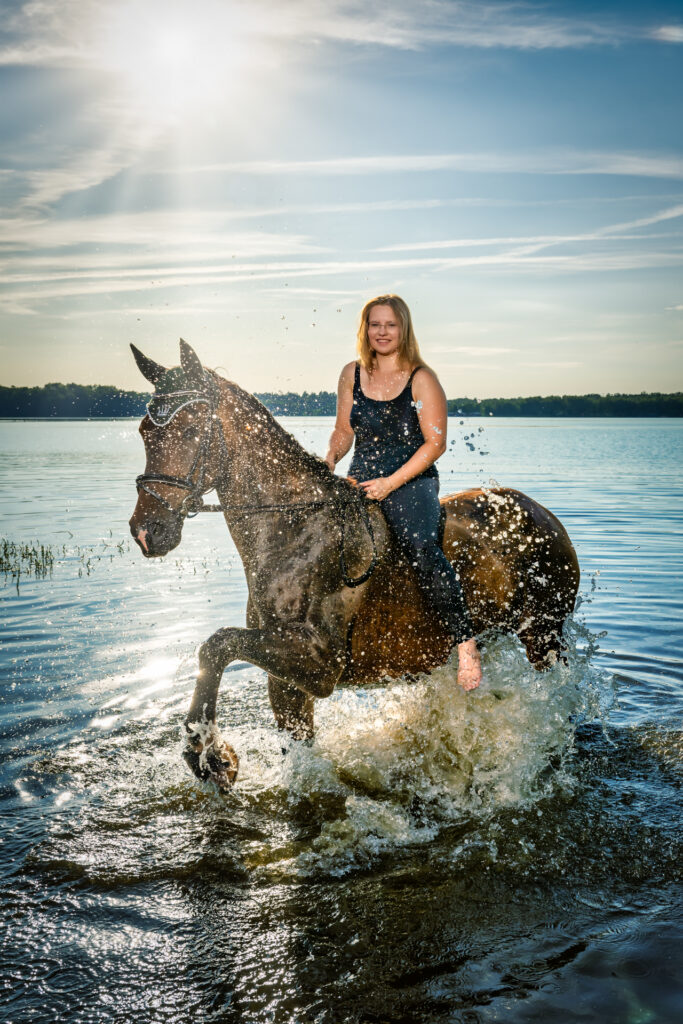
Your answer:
(1, 535), (130, 591)
(1, 538), (55, 583)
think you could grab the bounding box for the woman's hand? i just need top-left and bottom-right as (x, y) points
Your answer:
(359, 477), (395, 501)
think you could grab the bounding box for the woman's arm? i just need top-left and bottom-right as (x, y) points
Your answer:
(324, 362), (356, 471)
(359, 368), (448, 500)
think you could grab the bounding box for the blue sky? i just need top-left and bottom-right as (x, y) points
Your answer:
(1, 0), (681, 397)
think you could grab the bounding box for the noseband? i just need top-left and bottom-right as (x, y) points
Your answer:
(135, 375), (227, 521)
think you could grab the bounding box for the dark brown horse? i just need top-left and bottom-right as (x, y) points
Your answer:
(129, 340), (580, 788)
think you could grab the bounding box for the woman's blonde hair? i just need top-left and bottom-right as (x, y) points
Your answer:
(356, 294), (426, 372)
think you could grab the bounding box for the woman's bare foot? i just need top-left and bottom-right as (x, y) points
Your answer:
(457, 638), (482, 691)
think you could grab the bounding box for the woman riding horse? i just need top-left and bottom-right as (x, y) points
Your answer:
(129, 339), (580, 789)
(325, 294), (482, 691)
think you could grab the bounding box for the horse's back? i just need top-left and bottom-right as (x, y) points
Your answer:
(341, 486), (579, 685)
(441, 485), (579, 626)
(441, 486), (574, 548)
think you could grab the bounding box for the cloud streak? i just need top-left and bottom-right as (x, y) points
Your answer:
(157, 151), (683, 181)
(375, 202), (683, 258)
(7, 148), (682, 219)
(2, 193), (681, 317)
(2, 246), (681, 312)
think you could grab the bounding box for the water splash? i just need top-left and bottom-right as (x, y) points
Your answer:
(24, 611), (615, 885)
(242, 624), (610, 879)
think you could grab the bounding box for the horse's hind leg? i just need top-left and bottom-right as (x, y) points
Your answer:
(268, 676), (314, 742)
(518, 619), (567, 671)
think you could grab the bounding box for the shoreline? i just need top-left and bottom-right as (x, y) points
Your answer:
(2, 413), (683, 421)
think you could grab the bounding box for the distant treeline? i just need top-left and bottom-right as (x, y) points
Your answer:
(446, 392), (683, 417)
(0, 384), (149, 418)
(1, 383), (681, 418)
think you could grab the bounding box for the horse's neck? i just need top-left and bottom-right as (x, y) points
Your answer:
(215, 380), (332, 505)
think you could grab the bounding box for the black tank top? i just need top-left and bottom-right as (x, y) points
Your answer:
(348, 363), (438, 482)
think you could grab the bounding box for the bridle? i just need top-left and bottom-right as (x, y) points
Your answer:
(136, 374), (228, 521)
(135, 375), (378, 587)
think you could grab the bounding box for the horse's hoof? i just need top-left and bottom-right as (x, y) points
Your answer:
(183, 742), (239, 790)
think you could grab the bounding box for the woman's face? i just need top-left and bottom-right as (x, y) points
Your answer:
(367, 304), (402, 357)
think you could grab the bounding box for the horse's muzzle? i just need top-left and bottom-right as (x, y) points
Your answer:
(129, 516), (182, 557)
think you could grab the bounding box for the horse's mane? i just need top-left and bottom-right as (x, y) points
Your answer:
(212, 370), (356, 498)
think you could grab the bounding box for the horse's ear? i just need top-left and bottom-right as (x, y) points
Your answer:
(179, 338), (204, 386)
(130, 344), (166, 386)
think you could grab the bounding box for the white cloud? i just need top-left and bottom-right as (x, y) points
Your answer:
(0, 0), (636, 70)
(20, 145), (143, 210)
(0, 0), (676, 74)
(651, 25), (683, 43)
(260, 0), (623, 51)
(1, 97), (166, 212)
(3, 188), (681, 317)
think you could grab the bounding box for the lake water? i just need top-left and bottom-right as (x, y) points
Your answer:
(1, 416), (682, 1024)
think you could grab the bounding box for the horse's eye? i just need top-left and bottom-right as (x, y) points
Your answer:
(183, 427), (198, 441)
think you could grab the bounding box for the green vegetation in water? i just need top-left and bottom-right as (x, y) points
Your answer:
(1, 539), (55, 582)
(1, 535), (130, 591)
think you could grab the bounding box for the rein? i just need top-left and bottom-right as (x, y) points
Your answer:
(217, 494), (378, 589)
(136, 379), (378, 588)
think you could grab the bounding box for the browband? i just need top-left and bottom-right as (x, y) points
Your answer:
(146, 389), (210, 427)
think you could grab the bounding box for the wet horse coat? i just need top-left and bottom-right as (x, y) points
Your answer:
(129, 340), (580, 787)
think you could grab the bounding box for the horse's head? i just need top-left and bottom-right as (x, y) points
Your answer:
(129, 339), (220, 557)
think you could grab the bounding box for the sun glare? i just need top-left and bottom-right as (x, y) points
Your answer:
(92, 0), (252, 126)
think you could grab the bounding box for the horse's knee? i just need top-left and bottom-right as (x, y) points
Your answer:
(294, 662), (341, 699)
(199, 627), (236, 669)
(300, 629), (345, 697)
(310, 676), (336, 698)
(295, 657), (339, 697)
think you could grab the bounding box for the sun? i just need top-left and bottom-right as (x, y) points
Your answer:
(91, 0), (253, 127)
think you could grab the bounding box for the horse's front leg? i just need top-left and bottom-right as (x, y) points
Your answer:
(183, 622), (344, 788)
(268, 676), (314, 742)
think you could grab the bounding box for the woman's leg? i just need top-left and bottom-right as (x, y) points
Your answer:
(455, 639), (482, 691)
(381, 479), (482, 688)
